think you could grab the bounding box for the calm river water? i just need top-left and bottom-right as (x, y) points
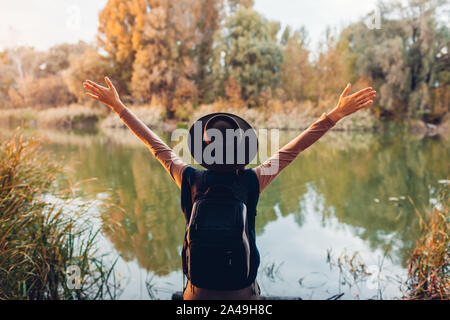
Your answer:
(4, 123), (449, 299)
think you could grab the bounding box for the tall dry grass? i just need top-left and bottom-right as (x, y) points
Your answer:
(0, 105), (105, 129)
(99, 104), (164, 130)
(188, 99), (379, 131)
(0, 129), (119, 299)
(0, 99), (380, 132)
(0, 108), (36, 126)
(405, 186), (449, 300)
(36, 105), (105, 128)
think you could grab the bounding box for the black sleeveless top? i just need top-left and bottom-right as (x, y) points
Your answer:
(180, 166), (261, 287)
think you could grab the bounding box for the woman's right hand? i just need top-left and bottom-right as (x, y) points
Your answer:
(83, 77), (125, 114)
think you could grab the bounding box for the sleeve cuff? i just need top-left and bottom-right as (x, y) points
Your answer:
(118, 107), (129, 119)
(321, 112), (336, 127)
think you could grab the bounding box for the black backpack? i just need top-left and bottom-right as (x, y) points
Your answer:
(182, 172), (251, 290)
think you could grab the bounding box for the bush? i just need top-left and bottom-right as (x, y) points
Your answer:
(7, 74), (76, 109)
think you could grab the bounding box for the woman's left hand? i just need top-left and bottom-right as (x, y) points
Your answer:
(83, 77), (125, 114)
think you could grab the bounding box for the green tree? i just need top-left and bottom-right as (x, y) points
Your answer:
(344, 0), (449, 121)
(212, 7), (283, 106)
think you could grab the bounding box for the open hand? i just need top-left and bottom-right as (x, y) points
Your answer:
(83, 77), (124, 113)
(328, 83), (376, 123)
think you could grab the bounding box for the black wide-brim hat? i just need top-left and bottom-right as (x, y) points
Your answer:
(188, 112), (259, 171)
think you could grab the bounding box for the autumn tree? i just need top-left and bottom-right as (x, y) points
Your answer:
(0, 44), (86, 109)
(130, 0), (203, 118)
(279, 26), (314, 102)
(0, 51), (17, 108)
(97, 0), (147, 96)
(1, 47), (46, 108)
(98, 0), (224, 117)
(63, 48), (113, 104)
(34, 42), (90, 78)
(314, 28), (358, 106)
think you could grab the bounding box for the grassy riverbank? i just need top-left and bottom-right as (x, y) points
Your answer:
(0, 105), (106, 129)
(0, 130), (119, 299)
(1, 103), (449, 134)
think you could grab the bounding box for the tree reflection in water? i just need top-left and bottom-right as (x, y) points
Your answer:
(25, 126), (449, 296)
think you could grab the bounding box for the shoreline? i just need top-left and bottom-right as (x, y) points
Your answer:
(0, 105), (448, 137)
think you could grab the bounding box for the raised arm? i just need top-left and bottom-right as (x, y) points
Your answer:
(83, 77), (187, 189)
(254, 83), (376, 193)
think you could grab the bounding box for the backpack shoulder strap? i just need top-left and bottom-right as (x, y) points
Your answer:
(206, 170), (249, 203)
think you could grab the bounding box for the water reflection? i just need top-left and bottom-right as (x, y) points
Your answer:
(2, 125), (448, 298)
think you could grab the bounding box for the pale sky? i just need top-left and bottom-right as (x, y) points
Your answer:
(0, 0), (381, 51)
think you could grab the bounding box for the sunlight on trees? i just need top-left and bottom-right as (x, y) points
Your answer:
(0, 0), (447, 123)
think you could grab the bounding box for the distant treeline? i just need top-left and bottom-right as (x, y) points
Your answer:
(0, 0), (448, 122)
